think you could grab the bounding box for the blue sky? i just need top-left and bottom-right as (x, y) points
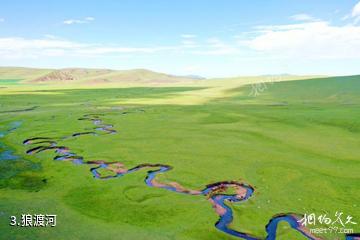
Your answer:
(0, 0), (360, 77)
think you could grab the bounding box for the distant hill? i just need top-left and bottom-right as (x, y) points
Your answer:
(0, 66), (330, 88)
(0, 67), (200, 85)
(179, 74), (206, 80)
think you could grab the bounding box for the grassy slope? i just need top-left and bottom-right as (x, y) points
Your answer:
(230, 75), (360, 104)
(0, 75), (359, 239)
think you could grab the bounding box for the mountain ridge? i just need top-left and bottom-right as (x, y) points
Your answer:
(0, 67), (202, 85)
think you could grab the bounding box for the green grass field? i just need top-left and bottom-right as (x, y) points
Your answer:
(0, 74), (359, 239)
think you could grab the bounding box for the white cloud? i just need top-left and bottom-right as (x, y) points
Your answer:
(63, 16), (95, 25)
(191, 38), (240, 55)
(0, 37), (178, 59)
(63, 19), (82, 25)
(0, 18), (4, 22)
(352, 1), (360, 17)
(242, 21), (360, 59)
(0, 35), (243, 59)
(181, 39), (197, 48)
(254, 22), (323, 32)
(4, 6), (360, 64)
(84, 17), (95, 21)
(44, 34), (57, 39)
(181, 34), (197, 38)
(180, 35), (199, 48)
(352, 1), (360, 23)
(291, 13), (318, 22)
(76, 46), (177, 55)
(342, 1), (360, 24)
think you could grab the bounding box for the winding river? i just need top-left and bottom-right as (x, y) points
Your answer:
(0, 121), (22, 161)
(22, 113), (359, 240)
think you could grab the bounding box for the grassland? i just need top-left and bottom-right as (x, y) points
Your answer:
(0, 72), (359, 239)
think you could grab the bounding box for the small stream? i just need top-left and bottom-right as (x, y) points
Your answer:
(22, 113), (359, 240)
(0, 121), (22, 161)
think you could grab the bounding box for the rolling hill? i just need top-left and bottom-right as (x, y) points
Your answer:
(231, 75), (360, 104)
(0, 67), (201, 85)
